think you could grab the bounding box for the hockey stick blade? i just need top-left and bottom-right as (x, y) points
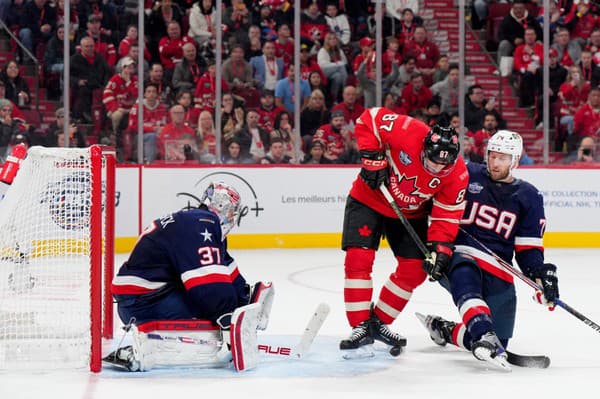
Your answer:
(507, 351), (551, 369)
(293, 302), (330, 359)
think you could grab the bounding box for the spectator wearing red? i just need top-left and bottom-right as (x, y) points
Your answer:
(301, 1), (330, 49)
(563, 0), (599, 45)
(75, 14), (117, 68)
(332, 85), (365, 127)
(400, 73), (432, 115)
(382, 37), (403, 76)
(157, 104), (196, 161)
(118, 25), (151, 61)
(103, 56), (139, 141)
(194, 59), (230, 115)
(513, 27), (543, 108)
(552, 27), (580, 68)
(558, 64), (591, 139)
(352, 36), (374, 74)
(573, 87), (600, 139)
(158, 21), (195, 81)
(299, 44), (326, 83)
(274, 23), (295, 69)
(256, 89), (284, 134)
(402, 26), (439, 86)
(468, 112), (499, 158)
(125, 83), (169, 162)
(176, 90), (199, 128)
(146, 0), (184, 61)
(0, 81), (26, 125)
(312, 109), (348, 162)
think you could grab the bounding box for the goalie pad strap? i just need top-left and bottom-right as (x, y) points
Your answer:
(137, 319), (218, 333)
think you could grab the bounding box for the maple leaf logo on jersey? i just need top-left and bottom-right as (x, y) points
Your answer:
(358, 224), (372, 237)
(390, 174), (431, 210)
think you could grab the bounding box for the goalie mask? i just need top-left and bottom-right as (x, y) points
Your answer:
(201, 182), (241, 238)
(486, 130), (523, 171)
(423, 125), (460, 173)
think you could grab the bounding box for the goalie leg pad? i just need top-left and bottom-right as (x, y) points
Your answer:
(249, 281), (274, 331)
(230, 303), (261, 372)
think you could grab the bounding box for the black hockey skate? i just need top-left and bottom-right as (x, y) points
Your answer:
(415, 312), (456, 346)
(103, 346), (141, 371)
(369, 308), (407, 357)
(339, 320), (374, 350)
(471, 332), (511, 372)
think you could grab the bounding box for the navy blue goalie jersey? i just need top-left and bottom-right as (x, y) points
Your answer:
(455, 163), (546, 283)
(111, 208), (247, 307)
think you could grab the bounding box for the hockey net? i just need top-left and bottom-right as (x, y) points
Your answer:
(0, 146), (115, 372)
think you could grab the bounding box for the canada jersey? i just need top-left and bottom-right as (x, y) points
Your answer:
(111, 209), (246, 309)
(456, 162), (546, 283)
(349, 108), (468, 243)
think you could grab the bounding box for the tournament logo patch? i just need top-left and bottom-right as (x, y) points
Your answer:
(468, 182), (484, 194)
(398, 151), (412, 166)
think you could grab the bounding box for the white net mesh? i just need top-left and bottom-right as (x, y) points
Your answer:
(0, 147), (101, 370)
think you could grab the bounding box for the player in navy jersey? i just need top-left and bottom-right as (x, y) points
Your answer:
(340, 108), (468, 356)
(111, 182), (248, 325)
(105, 182), (274, 372)
(417, 130), (560, 371)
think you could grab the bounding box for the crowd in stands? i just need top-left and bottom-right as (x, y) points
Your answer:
(0, 0), (599, 164)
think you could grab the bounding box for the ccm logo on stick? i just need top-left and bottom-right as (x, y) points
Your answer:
(258, 345), (292, 356)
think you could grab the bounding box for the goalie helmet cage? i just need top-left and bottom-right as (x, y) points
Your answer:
(0, 145), (115, 373)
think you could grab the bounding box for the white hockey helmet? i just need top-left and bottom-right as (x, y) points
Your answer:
(201, 182), (241, 238)
(486, 130), (523, 169)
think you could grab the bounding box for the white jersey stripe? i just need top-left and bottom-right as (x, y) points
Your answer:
(433, 199), (467, 211)
(514, 236), (543, 247)
(112, 275), (167, 290)
(344, 279), (373, 289)
(458, 298), (488, 319)
(455, 245), (508, 273)
(369, 107), (383, 146)
(455, 324), (467, 350)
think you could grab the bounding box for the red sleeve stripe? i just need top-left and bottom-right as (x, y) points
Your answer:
(111, 275), (167, 295)
(182, 263), (240, 290)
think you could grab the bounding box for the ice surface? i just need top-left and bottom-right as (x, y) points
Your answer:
(1, 248), (599, 399)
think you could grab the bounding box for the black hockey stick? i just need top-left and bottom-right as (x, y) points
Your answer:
(459, 227), (600, 335)
(506, 351), (551, 369)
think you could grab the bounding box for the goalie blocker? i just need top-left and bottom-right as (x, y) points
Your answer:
(104, 282), (274, 372)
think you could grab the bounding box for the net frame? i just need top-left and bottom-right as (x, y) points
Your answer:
(0, 145), (115, 372)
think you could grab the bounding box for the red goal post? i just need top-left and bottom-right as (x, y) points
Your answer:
(0, 145), (115, 373)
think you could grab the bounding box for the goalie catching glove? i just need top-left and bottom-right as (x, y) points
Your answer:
(422, 242), (454, 281)
(359, 150), (389, 189)
(531, 263), (559, 310)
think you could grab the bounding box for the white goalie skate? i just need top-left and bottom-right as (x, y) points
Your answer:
(471, 332), (512, 372)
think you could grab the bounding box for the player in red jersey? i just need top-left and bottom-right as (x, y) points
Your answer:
(340, 107), (468, 356)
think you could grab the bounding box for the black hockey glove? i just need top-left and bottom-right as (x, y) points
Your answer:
(359, 150), (389, 189)
(531, 263), (559, 310)
(422, 242), (454, 282)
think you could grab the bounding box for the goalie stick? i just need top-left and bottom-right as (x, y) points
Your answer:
(380, 185), (551, 368)
(459, 227), (600, 335)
